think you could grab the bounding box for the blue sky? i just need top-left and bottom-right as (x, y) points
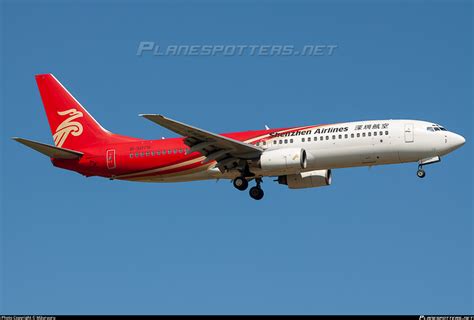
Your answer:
(1, 0), (472, 315)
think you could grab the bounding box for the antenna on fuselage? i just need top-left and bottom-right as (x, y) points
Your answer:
(265, 125), (270, 130)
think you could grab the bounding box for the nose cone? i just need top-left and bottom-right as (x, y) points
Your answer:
(451, 133), (466, 150)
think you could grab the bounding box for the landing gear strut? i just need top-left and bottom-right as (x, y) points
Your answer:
(233, 176), (248, 191)
(416, 156), (440, 178)
(417, 165), (426, 178)
(249, 178), (264, 200)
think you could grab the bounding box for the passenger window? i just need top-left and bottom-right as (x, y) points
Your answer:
(273, 140), (277, 144)
(290, 138), (293, 143)
(151, 151), (154, 156)
(326, 136), (329, 140)
(135, 152), (139, 157)
(308, 137), (311, 142)
(263, 141), (266, 145)
(168, 150), (172, 154)
(379, 131), (383, 136)
(141, 152), (144, 157)
(332, 135), (336, 140)
(173, 149), (177, 154)
(368, 132), (371, 137)
(338, 134), (342, 139)
(256, 142), (260, 146)
(385, 131), (389, 135)
(279, 140), (283, 144)
(146, 151), (150, 156)
(374, 132), (377, 136)
(130, 154), (133, 158)
(344, 134), (348, 139)
(357, 133), (360, 138)
(157, 151), (161, 155)
(351, 133), (354, 138)
(302, 138), (305, 142)
(362, 132), (366, 137)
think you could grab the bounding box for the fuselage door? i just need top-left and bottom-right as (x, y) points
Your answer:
(404, 124), (414, 143)
(106, 149), (116, 169)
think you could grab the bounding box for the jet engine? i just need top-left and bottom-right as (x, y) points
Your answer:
(259, 148), (307, 171)
(278, 169), (332, 189)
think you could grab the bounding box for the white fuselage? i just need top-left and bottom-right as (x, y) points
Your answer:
(185, 119), (465, 182)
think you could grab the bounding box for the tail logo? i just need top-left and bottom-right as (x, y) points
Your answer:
(53, 109), (83, 147)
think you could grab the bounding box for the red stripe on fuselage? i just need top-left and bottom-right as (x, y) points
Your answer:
(54, 124), (326, 179)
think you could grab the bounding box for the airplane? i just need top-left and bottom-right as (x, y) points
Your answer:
(13, 74), (466, 200)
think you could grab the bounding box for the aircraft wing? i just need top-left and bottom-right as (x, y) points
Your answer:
(140, 114), (263, 169)
(12, 137), (83, 159)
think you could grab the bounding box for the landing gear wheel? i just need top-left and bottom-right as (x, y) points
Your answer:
(417, 169), (426, 178)
(233, 177), (248, 191)
(249, 186), (264, 200)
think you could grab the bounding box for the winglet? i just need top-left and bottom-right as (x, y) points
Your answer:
(12, 137), (83, 159)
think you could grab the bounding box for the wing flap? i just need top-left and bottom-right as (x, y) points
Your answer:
(12, 137), (83, 159)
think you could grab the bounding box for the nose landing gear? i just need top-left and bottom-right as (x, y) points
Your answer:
(416, 165), (426, 178)
(416, 156), (441, 178)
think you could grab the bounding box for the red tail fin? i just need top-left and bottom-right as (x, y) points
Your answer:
(36, 74), (139, 150)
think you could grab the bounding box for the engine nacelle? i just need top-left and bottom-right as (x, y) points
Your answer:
(278, 169), (332, 189)
(260, 148), (307, 172)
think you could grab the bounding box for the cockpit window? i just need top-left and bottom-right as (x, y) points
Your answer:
(428, 124), (447, 132)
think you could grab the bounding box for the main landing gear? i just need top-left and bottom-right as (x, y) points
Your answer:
(249, 178), (264, 200)
(232, 176), (264, 200)
(233, 176), (248, 191)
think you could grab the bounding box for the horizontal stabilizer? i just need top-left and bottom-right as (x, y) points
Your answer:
(12, 137), (83, 159)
